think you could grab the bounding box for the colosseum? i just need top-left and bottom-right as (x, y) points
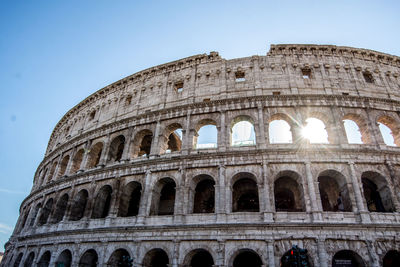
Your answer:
(3, 44), (400, 267)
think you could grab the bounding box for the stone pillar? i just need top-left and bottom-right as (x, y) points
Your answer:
(65, 146), (77, 175)
(138, 170), (152, 223)
(71, 243), (81, 266)
(108, 177), (121, 218)
(48, 245), (59, 266)
(174, 168), (185, 223)
(121, 127), (134, 162)
(182, 111), (192, 154)
(217, 164), (227, 222)
(348, 162), (370, 222)
(262, 161), (273, 222)
(304, 161), (322, 221)
(99, 134), (111, 166)
(366, 240), (380, 267)
(317, 238), (328, 267)
(267, 241), (275, 267)
(150, 120), (161, 157)
(257, 104), (267, 149)
(172, 240), (180, 267)
(216, 240), (226, 267)
(79, 140), (91, 172)
(51, 155), (63, 182)
(219, 111), (227, 151)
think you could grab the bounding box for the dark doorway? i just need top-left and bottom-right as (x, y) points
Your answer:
(142, 249), (169, 267)
(332, 250), (366, 267)
(233, 250), (262, 267)
(193, 179), (215, 213)
(232, 178), (259, 212)
(79, 249), (98, 267)
(383, 250), (400, 267)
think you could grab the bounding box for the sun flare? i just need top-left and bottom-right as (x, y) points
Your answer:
(301, 118), (329, 143)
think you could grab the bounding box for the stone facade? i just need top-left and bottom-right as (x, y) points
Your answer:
(3, 44), (400, 266)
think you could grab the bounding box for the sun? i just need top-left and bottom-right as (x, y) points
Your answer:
(301, 118), (329, 143)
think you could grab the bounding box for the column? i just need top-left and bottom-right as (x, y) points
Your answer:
(182, 111), (191, 154)
(65, 146), (77, 175)
(267, 241), (275, 267)
(305, 161), (322, 221)
(98, 134), (111, 166)
(218, 111), (227, 151)
(108, 177), (121, 218)
(348, 162), (370, 222)
(217, 164), (227, 222)
(257, 104), (267, 149)
(137, 170), (152, 224)
(150, 120), (161, 157)
(366, 240), (380, 267)
(262, 161), (273, 222)
(172, 240), (179, 267)
(216, 240), (226, 267)
(174, 168), (184, 223)
(317, 238), (328, 267)
(51, 155), (63, 181)
(79, 140), (91, 172)
(121, 126), (134, 162)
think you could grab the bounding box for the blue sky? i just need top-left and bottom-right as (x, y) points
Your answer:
(1, 0), (400, 250)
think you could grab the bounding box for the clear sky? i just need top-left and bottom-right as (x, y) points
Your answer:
(1, 0), (400, 251)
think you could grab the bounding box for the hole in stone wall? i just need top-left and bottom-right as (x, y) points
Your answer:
(38, 198), (53, 226)
(91, 185), (112, 219)
(193, 179), (215, 213)
(363, 72), (374, 83)
(79, 249), (98, 267)
(142, 249), (169, 267)
(38, 251), (51, 267)
(107, 249), (130, 266)
(235, 71), (246, 82)
(118, 182), (142, 217)
(69, 189), (88, 221)
(233, 250), (262, 267)
(274, 175), (305, 212)
(332, 250), (366, 267)
(231, 119), (256, 146)
(195, 123), (218, 149)
(71, 149), (84, 173)
(232, 177), (259, 212)
(343, 119), (363, 144)
(56, 250), (72, 267)
(51, 194), (69, 223)
(107, 135), (125, 162)
(269, 120), (293, 144)
(87, 142), (103, 168)
(301, 68), (311, 79)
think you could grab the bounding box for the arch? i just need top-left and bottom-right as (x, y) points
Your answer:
(302, 117), (329, 144)
(79, 249), (98, 267)
(107, 248), (131, 266)
(18, 207), (31, 232)
(232, 249), (262, 267)
(183, 249), (214, 267)
(40, 167), (48, 186)
(192, 175), (215, 213)
(274, 171), (305, 212)
(56, 249), (72, 267)
(361, 171), (394, 212)
(281, 246), (311, 267)
(13, 252), (23, 267)
(317, 170), (352, 212)
(160, 123), (183, 154)
(107, 135), (125, 162)
(332, 250), (366, 267)
(269, 119), (293, 144)
(57, 155), (70, 178)
(193, 119), (218, 149)
(377, 115), (400, 146)
(343, 113), (371, 144)
(86, 142), (103, 168)
(51, 193), (69, 223)
(71, 148), (84, 173)
(131, 129), (153, 158)
(91, 185), (112, 218)
(232, 173), (259, 212)
(230, 115), (256, 146)
(150, 178), (176, 215)
(29, 203), (41, 226)
(38, 198), (54, 225)
(69, 189), (88, 221)
(118, 181), (142, 217)
(383, 250), (400, 267)
(37, 251), (51, 267)
(142, 248), (169, 267)
(343, 119), (363, 144)
(23, 251), (35, 267)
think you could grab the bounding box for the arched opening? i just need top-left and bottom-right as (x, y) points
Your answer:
(79, 249), (98, 267)
(302, 117), (329, 143)
(343, 119), (363, 144)
(47, 161), (58, 183)
(51, 194), (69, 223)
(37, 251), (51, 267)
(107, 249), (131, 266)
(56, 249), (72, 267)
(269, 119), (293, 144)
(24, 252), (35, 267)
(131, 129), (153, 158)
(142, 248), (169, 267)
(40, 168), (48, 186)
(160, 123), (183, 154)
(86, 142), (103, 168)
(57, 155), (70, 178)
(281, 246), (311, 267)
(193, 176), (215, 213)
(377, 116), (400, 146)
(362, 172), (394, 212)
(69, 189), (88, 221)
(13, 253), (23, 267)
(184, 249), (214, 267)
(18, 207), (30, 232)
(150, 178), (176, 216)
(274, 173), (305, 212)
(71, 148), (84, 173)
(118, 181), (142, 217)
(91, 185), (112, 218)
(233, 250), (262, 267)
(318, 170), (352, 212)
(38, 198), (54, 226)
(332, 250), (365, 267)
(107, 135), (125, 163)
(232, 174), (259, 212)
(383, 250), (400, 267)
(231, 117), (256, 146)
(194, 119), (217, 149)
(29, 203), (41, 226)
